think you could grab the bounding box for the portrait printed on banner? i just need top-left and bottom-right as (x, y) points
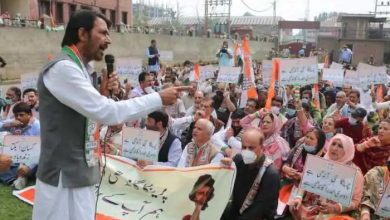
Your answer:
(182, 174), (215, 220)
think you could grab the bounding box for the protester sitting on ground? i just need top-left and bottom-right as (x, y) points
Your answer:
(242, 112), (290, 171)
(0, 154), (12, 171)
(325, 91), (348, 118)
(359, 156), (390, 220)
(185, 90), (204, 117)
(23, 88), (39, 118)
(0, 102), (40, 190)
(354, 118), (390, 174)
(178, 119), (223, 167)
(2, 86), (22, 119)
(138, 111), (182, 168)
(335, 107), (371, 144)
(290, 134), (364, 219)
(221, 129), (280, 219)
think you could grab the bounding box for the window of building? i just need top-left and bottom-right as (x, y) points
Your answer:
(110, 10), (116, 26)
(55, 2), (63, 24)
(122, 12), (128, 25)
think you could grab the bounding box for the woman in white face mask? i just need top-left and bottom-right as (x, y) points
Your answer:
(281, 127), (326, 184)
(278, 128), (326, 215)
(290, 134), (364, 220)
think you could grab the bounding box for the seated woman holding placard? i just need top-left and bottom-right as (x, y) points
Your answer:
(290, 134), (364, 220)
(360, 157), (390, 220)
(277, 127), (326, 215)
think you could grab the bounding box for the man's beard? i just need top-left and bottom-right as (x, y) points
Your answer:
(232, 126), (242, 137)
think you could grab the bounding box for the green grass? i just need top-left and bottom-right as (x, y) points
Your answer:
(0, 184), (32, 220)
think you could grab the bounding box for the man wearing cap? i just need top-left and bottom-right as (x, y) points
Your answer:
(339, 45), (353, 64)
(335, 107), (372, 144)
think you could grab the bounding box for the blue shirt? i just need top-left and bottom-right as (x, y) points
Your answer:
(0, 118), (40, 136)
(339, 49), (352, 63)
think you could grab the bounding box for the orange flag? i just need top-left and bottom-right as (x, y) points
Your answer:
(265, 59), (279, 110)
(242, 37), (252, 78)
(247, 87), (258, 99)
(376, 84), (384, 103)
(312, 83), (320, 109)
(194, 63), (200, 81)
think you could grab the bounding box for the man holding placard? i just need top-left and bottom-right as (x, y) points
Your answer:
(0, 102), (40, 189)
(138, 111), (182, 168)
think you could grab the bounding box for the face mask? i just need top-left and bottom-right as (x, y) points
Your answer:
(302, 98), (309, 104)
(286, 108), (296, 117)
(325, 132), (334, 140)
(271, 106), (280, 115)
(348, 116), (358, 126)
(144, 86), (155, 94)
(303, 144), (317, 153)
(241, 150), (257, 164)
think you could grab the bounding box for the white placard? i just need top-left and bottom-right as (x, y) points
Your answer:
(376, 182), (390, 218)
(357, 63), (389, 88)
(217, 67), (241, 84)
(200, 65), (217, 81)
(2, 135), (41, 164)
(300, 155), (357, 207)
(122, 127), (160, 162)
(344, 70), (360, 88)
(159, 50), (174, 61)
(279, 57), (318, 86)
(21, 73), (39, 92)
(116, 58), (143, 85)
(330, 62), (344, 69)
(262, 60), (273, 85)
(322, 68), (344, 87)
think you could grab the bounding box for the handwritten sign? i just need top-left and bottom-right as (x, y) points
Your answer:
(323, 68), (344, 87)
(217, 67), (241, 84)
(343, 70), (360, 88)
(13, 155), (236, 220)
(279, 57), (318, 86)
(262, 60), (273, 85)
(357, 63), (389, 88)
(159, 50), (174, 61)
(2, 135), (41, 164)
(330, 62), (344, 69)
(200, 65), (217, 81)
(21, 73), (39, 92)
(376, 182), (390, 218)
(122, 127), (160, 162)
(116, 58), (143, 85)
(300, 155), (357, 207)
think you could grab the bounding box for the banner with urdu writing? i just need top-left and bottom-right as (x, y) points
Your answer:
(96, 155), (236, 220)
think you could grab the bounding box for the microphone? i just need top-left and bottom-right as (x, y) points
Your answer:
(104, 54), (115, 77)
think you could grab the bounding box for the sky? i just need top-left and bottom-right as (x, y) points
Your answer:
(134, 0), (387, 20)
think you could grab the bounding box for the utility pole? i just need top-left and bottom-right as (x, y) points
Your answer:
(371, 0), (390, 16)
(204, 0), (232, 38)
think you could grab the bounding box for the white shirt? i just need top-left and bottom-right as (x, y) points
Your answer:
(177, 143), (224, 167)
(43, 60), (163, 126)
(156, 138), (183, 167)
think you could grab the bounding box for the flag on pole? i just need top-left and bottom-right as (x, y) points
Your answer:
(265, 59), (280, 110)
(194, 63), (200, 81)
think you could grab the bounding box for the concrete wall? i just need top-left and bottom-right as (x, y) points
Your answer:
(0, 0), (31, 18)
(0, 28), (273, 81)
(318, 37), (386, 65)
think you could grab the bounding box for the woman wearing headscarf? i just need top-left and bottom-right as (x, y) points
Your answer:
(277, 127), (326, 216)
(354, 118), (390, 174)
(259, 112), (290, 171)
(290, 134), (364, 219)
(240, 110), (290, 170)
(360, 156), (390, 220)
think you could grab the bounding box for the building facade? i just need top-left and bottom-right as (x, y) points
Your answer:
(0, 0), (132, 27)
